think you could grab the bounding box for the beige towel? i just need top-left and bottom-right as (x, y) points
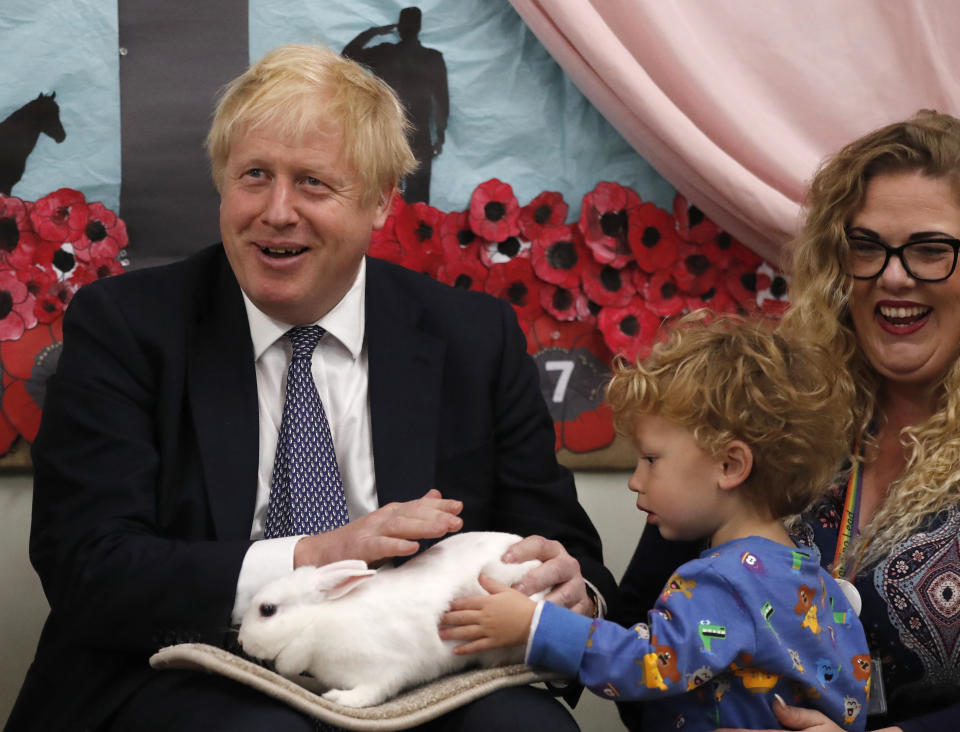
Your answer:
(150, 643), (567, 731)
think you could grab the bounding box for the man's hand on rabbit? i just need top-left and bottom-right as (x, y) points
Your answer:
(502, 535), (594, 616)
(294, 489), (463, 568)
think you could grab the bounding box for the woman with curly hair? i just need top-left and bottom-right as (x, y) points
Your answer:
(618, 111), (960, 731)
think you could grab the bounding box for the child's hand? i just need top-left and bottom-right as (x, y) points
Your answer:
(439, 574), (537, 655)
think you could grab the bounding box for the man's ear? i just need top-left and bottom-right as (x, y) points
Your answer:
(718, 440), (753, 491)
(372, 185), (396, 230)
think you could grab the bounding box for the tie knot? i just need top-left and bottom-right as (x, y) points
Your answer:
(287, 326), (323, 360)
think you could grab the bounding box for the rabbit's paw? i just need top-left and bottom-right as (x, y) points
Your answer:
(322, 685), (389, 708)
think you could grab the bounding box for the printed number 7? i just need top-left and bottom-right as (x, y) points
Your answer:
(545, 360), (574, 403)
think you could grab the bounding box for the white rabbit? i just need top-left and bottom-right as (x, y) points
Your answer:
(237, 531), (547, 708)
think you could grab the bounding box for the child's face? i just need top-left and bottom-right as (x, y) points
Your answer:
(627, 415), (725, 542)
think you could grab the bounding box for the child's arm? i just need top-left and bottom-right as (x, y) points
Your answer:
(440, 574), (537, 654)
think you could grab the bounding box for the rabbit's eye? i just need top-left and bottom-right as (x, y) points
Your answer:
(259, 603), (277, 617)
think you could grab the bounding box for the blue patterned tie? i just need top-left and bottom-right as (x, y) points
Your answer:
(264, 326), (350, 538)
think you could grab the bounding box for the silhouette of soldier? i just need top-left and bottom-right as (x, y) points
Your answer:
(343, 7), (448, 204)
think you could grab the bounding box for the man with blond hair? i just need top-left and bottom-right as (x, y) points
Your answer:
(8, 45), (613, 731)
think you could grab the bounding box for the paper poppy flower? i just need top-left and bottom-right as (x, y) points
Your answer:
(440, 210), (483, 262)
(578, 182), (638, 268)
(71, 201), (129, 262)
(525, 315), (616, 452)
(673, 193), (722, 247)
(581, 256), (636, 307)
(368, 221), (403, 263)
(0, 320), (61, 442)
(726, 262), (771, 310)
(0, 196), (39, 271)
(597, 301), (661, 364)
(518, 191), (568, 241)
(531, 225), (584, 289)
(29, 188), (88, 242)
(18, 265), (58, 299)
(0, 270), (37, 341)
(755, 263), (790, 317)
(683, 281), (738, 315)
(394, 201), (445, 254)
(469, 179), (520, 242)
(68, 256), (125, 288)
(629, 202), (680, 274)
(539, 282), (591, 322)
(643, 271), (686, 317)
(436, 256), (488, 293)
(672, 242), (718, 296)
(484, 258), (543, 323)
(480, 234), (531, 268)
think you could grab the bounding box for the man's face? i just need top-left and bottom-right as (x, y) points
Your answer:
(219, 118), (390, 324)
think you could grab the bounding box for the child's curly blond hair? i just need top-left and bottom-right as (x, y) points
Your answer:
(606, 311), (854, 518)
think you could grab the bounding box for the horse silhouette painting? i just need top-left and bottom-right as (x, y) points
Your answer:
(0, 92), (66, 195)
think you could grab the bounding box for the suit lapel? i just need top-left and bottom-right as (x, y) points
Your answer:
(366, 258), (445, 505)
(187, 249), (260, 540)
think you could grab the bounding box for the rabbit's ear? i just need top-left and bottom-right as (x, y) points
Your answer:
(310, 560), (376, 601)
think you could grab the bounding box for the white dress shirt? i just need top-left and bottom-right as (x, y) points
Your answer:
(231, 259), (378, 622)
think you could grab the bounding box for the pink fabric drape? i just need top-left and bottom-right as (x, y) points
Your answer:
(509, 0), (960, 265)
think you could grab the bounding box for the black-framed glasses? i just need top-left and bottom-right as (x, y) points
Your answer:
(844, 234), (960, 282)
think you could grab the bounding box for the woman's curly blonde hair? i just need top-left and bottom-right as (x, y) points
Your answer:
(606, 311), (854, 519)
(782, 110), (960, 568)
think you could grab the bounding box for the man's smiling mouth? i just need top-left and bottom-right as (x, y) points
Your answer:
(261, 245), (307, 258)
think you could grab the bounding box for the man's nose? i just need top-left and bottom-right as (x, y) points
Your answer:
(262, 179), (299, 227)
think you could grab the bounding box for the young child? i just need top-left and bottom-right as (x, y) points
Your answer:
(440, 312), (871, 731)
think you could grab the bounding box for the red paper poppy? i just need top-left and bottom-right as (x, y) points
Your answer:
(629, 202), (680, 274)
(597, 301), (661, 364)
(18, 265), (58, 299)
(480, 235), (531, 268)
(68, 256), (125, 287)
(484, 258), (543, 323)
(29, 188), (88, 242)
(578, 182), (638, 268)
(683, 281), (738, 315)
(518, 191), (569, 241)
(436, 257), (488, 292)
(581, 256), (636, 307)
(756, 264), (790, 317)
(643, 271), (686, 317)
(673, 193), (721, 247)
(726, 263), (771, 310)
(672, 242), (718, 296)
(368, 223), (403, 263)
(440, 210), (484, 262)
(539, 282), (590, 322)
(394, 201), (445, 253)
(395, 246), (441, 278)
(531, 225), (584, 289)
(0, 196), (39, 271)
(469, 179), (520, 242)
(0, 270), (37, 341)
(71, 202), (129, 262)
(525, 315), (616, 453)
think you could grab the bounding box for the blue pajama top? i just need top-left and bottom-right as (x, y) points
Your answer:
(528, 537), (871, 731)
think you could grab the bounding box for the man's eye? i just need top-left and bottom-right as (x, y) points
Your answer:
(244, 168), (264, 179)
(304, 176), (324, 187)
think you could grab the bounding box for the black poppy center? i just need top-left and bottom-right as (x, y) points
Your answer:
(52, 249), (75, 273)
(641, 226), (661, 248)
(506, 282), (528, 305)
(740, 272), (758, 292)
(546, 240), (577, 270)
(484, 201), (506, 222)
(771, 276), (788, 298)
(454, 274), (473, 289)
(0, 290), (12, 319)
(660, 281), (677, 299)
(688, 205), (705, 228)
(552, 288), (573, 311)
(40, 299), (58, 315)
(53, 205), (70, 225)
(416, 222), (434, 241)
(498, 237), (521, 258)
(619, 315), (639, 337)
(685, 254), (710, 276)
(600, 266), (622, 292)
(0, 217), (19, 253)
(716, 232), (732, 250)
(587, 300), (602, 316)
(456, 228), (475, 246)
(600, 210), (627, 237)
(85, 219), (107, 242)
(534, 204), (552, 225)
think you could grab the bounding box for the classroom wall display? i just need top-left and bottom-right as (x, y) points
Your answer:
(0, 0), (783, 468)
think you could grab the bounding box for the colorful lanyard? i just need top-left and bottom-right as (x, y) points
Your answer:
(832, 443), (863, 580)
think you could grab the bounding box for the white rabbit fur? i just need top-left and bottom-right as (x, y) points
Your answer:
(237, 531), (546, 708)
